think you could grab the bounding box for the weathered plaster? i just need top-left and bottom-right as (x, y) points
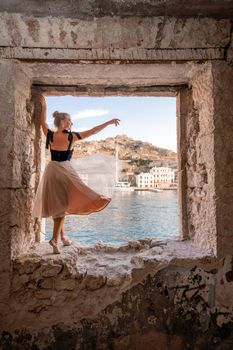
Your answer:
(0, 0), (233, 19)
(6, 238), (212, 329)
(2, 239), (233, 349)
(0, 14), (231, 62)
(187, 63), (217, 254)
(0, 14), (230, 49)
(0, 3), (233, 349)
(212, 61), (233, 258)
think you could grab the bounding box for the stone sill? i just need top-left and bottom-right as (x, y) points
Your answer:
(14, 237), (213, 289)
(9, 237), (214, 329)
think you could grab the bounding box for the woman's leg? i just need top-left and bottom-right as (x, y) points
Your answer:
(60, 217), (72, 245)
(52, 216), (65, 242)
(60, 225), (66, 239)
(60, 217), (66, 239)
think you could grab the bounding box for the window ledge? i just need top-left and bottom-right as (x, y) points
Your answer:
(10, 237), (213, 329)
(14, 237), (213, 283)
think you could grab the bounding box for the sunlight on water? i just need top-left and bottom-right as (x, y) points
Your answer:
(45, 190), (179, 244)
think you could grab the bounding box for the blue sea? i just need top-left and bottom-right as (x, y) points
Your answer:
(45, 190), (179, 244)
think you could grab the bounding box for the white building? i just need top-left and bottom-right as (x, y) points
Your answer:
(136, 167), (175, 188)
(136, 172), (155, 188)
(150, 166), (175, 184)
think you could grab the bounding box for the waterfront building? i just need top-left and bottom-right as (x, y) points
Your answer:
(136, 172), (155, 188)
(150, 166), (175, 184)
(136, 167), (176, 188)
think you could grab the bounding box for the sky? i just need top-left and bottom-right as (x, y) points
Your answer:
(45, 96), (177, 152)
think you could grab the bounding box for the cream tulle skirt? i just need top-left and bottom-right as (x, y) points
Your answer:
(32, 153), (118, 219)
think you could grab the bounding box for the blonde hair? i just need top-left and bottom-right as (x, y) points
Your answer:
(52, 111), (70, 128)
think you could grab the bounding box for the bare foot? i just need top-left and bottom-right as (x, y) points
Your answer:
(49, 239), (61, 254)
(61, 236), (73, 246)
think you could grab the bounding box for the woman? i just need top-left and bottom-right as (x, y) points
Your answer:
(32, 95), (120, 254)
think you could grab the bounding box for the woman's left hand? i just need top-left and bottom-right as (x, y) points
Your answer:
(40, 94), (46, 106)
(108, 118), (121, 126)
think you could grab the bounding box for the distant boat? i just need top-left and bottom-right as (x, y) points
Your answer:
(134, 188), (164, 192)
(114, 181), (134, 191)
(115, 182), (130, 187)
(114, 142), (134, 191)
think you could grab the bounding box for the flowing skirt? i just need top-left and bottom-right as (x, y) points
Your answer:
(32, 153), (118, 219)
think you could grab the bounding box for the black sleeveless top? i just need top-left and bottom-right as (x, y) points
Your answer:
(46, 129), (82, 162)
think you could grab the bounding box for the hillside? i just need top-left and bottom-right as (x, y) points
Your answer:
(46, 134), (177, 174)
(74, 135), (177, 173)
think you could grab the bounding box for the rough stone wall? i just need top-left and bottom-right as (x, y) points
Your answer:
(0, 60), (37, 303)
(0, 14), (231, 62)
(2, 240), (233, 350)
(1, 0), (233, 18)
(185, 64), (217, 254)
(0, 3), (233, 349)
(212, 61), (233, 258)
(182, 61), (233, 257)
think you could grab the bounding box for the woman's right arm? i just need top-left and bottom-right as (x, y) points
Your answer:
(76, 118), (120, 140)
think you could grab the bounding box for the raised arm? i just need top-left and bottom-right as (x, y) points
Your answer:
(77, 118), (120, 140)
(40, 95), (50, 136)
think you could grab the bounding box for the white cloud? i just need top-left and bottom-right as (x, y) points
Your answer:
(71, 109), (109, 120)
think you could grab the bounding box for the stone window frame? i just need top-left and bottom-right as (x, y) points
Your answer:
(32, 83), (188, 245)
